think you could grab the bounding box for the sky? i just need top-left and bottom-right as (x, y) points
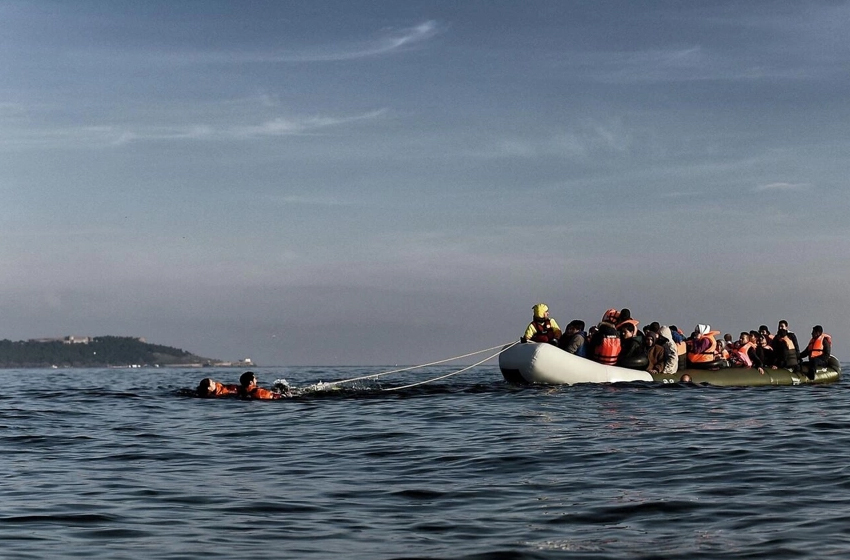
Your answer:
(1, 0), (849, 365)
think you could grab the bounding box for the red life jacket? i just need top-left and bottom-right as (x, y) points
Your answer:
(530, 319), (556, 343)
(594, 335), (621, 365)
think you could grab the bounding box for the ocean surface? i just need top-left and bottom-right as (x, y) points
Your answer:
(3, 362), (850, 560)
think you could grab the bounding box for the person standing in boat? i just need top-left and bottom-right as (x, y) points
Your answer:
(799, 325), (832, 380)
(558, 320), (587, 356)
(521, 303), (562, 344)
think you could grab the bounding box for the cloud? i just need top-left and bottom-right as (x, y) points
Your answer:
(232, 109), (387, 137)
(754, 182), (809, 192)
(0, 108), (387, 148)
(254, 20), (441, 63)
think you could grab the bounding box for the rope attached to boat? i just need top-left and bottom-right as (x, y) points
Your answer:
(321, 341), (518, 388)
(382, 341), (518, 391)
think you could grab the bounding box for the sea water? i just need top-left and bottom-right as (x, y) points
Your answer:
(2, 364), (850, 560)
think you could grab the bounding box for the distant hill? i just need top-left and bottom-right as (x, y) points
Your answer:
(0, 336), (229, 368)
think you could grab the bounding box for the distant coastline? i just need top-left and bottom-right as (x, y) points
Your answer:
(0, 335), (254, 369)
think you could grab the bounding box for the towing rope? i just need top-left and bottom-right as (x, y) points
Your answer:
(383, 341), (518, 391)
(320, 341), (519, 388)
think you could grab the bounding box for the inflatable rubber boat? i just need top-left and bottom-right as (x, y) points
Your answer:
(499, 342), (841, 387)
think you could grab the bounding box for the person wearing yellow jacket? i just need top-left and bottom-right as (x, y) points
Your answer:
(522, 303), (562, 344)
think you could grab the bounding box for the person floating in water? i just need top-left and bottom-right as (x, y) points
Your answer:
(521, 303), (561, 344)
(196, 378), (239, 398)
(237, 371), (287, 400)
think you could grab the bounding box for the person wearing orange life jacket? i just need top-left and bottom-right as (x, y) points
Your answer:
(616, 308), (644, 347)
(687, 324), (723, 369)
(799, 325), (832, 380)
(588, 309), (621, 365)
(521, 303), (562, 344)
(237, 371), (285, 400)
(197, 378), (239, 398)
(729, 332), (766, 375)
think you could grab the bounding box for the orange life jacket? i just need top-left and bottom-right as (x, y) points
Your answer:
(688, 332), (720, 363)
(239, 386), (281, 400)
(616, 318), (640, 332)
(212, 384), (239, 397)
(734, 342), (754, 367)
(806, 334), (832, 359)
(530, 319), (558, 343)
(594, 335), (621, 365)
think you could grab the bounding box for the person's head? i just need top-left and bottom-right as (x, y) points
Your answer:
(645, 332), (658, 346)
(759, 325), (770, 337)
(680, 373), (692, 383)
(197, 378), (216, 397)
(619, 323), (635, 339)
(618, 308), (632, 322)
(566, 319), (585, 334)
(778, 319), (789, 330)
(532, 303), (549, 320)
(715, 339), (724, 350)
(740, 332), (750, 344)
(776, 328), (788, 339)
(240, 371), (257, 388)
(724, 333), (733, 343)
(812, 325), (823, 337)
(588, 325), (598, 337)
(648, 322), (661, 334)
(749, 330), (760, 343)
(696, 324), (711, 337)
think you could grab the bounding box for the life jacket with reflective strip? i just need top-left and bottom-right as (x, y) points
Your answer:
(688, 332), (720, 363)
(806, 334), (831, 359)
(594, 335), (621, 365)
(530, 319), (556, 343)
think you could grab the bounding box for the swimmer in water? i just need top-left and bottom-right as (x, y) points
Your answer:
(196, 378), (239, 398)
(237, 371), (287, 400)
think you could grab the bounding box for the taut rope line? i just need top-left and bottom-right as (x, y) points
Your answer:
(383, 342), (518, 392)
(321, 342), (517, 388)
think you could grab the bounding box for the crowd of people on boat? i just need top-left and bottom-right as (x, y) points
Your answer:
(521, 304), (833, 380)
(196, 371), (289, 399)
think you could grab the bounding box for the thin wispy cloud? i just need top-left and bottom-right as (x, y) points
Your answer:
(232, 109), (387, 137)
(754, 182), (809, 192)
(0, 109), (388, 148)
(150, 20), (441, 65)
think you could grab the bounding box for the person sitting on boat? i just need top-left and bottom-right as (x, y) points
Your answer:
(617, 322), (647, 369)
(658, 326), (679, 375)
(616, 308), (644, 346)
(755, 332), (775, 367)
(772, 320), (801, 365)
(237, 371), (285, 400)
(587, 310), (621, 365)
(728, 332), (765, 375)
(196, 378), (239, 398)
(799, 325), (832, 380)
(687, 324), (724, 369)
(759, 325), (774, 345)
(645, 332), (666, 374)
(521, 303), (562, 344)
(772, 328), (800, 372)
(558, 319), (587, 356)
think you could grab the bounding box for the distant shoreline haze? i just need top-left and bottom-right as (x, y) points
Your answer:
(0, 336), (252, 368)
